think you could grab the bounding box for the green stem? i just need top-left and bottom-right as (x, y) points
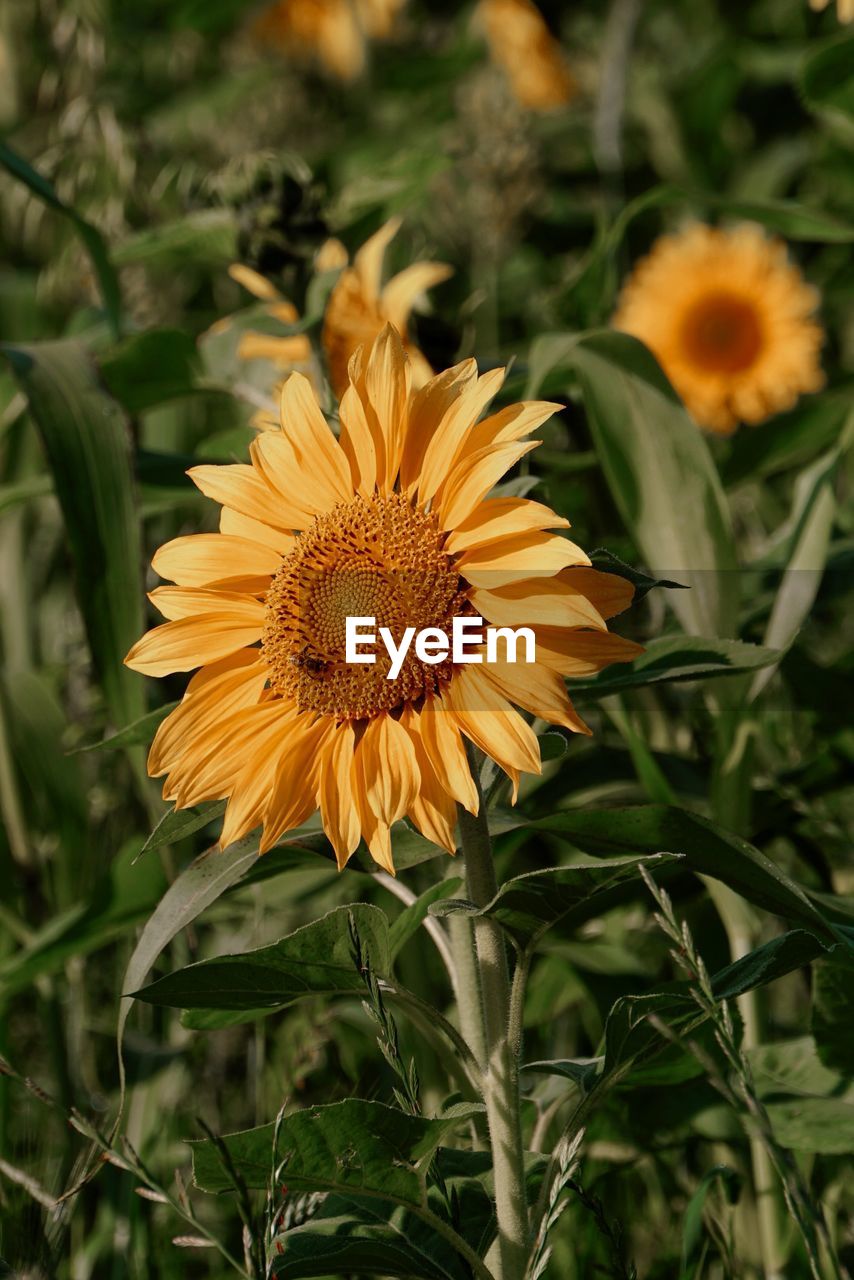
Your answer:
(457, 762), (530, 1280)
(449, 913), (487, 1067)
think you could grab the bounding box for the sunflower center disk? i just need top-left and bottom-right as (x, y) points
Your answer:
(680, 291), (763, 374)
(262, 493), (469, 719)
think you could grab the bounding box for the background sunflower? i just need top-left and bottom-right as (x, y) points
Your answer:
(0, 1), (852, 1277)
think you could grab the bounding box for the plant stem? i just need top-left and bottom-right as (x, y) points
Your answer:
(457, 759), (530, 1280)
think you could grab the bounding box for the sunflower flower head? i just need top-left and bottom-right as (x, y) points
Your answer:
(475, 0), (577, 113)
(126, 327), (640, 873)
(321, 218), (452, 398)
(612, 222), (825, 435)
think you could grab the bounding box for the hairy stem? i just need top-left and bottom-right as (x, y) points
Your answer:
(457, 758), (530, 1280)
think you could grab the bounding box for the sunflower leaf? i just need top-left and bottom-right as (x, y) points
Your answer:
(132, 904), (390, 1010)
(569, 636), (781, 699)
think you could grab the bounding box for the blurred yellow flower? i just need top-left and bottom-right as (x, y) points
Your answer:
(612, 223), (824, 435)
(322, 217), (452, 397)
(251, 0), (405, 81)
(476, 0), (576, 112)
(809, 0), (854, 21)
(126, 328), (639, 871)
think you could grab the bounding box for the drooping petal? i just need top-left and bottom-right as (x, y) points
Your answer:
(559, 567), (636, 620)
(482, 658), (591, 735)
(444, 496), (569, 553)
(443, 665), (541, 781)
(166, 702), (292, 808)
(152, 534), (282, 587)
(419, 694), (479, 815)
(317, 723), (361, 868)
(534, 626), (643, 675)
(260, 715), (332, 853)
(400, 708), (459, 854)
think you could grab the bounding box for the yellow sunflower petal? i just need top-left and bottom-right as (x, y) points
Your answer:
(317, 723), (362, 868)
(338, 379), (379, 496)
(417, 367), (506, 505)
(189, 462), (307, 531)
(147, 587), (265, 623)
(399, 358), (478, 491)
(419, 694), (479, 815)
(444, 496), (569, 553)
(471, 577), (606, 630)
(278, 371), (354, 499)
(457, 400), (562, 458)
(560, 568), (635, 619)
(260, 716), (331, 853)
(535, 626), (644, 675)
(353, 217), (402, 301)
(443, 664), (541, 780)
(457, 530), (589, 588)
(482, 658), (591, 734)
(219, 506), (296, 555)
(364, 325), (412, 491)
(357, 714), (420, 831)
(439, 439), (541, 530)
(124, 612), (264, 677)
(228, 263), (282, 301)
(148, 653), (267, 778)
(152, 534), (282, 587)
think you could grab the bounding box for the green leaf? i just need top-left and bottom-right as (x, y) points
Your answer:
(569, 636), (780, 700)
(589, 548), (689, 602)
(140, 800), (227, 855)
(0, 142), (122, 337)
(132, 904), (389, 1010)
(801, 34), (854, 126)
(722, 393), (851, 485)
(2, 340), (144, 731)
(269, 1201), (463, 1280)
(100, 329), (202, 413)
(191, 1098), (475, 1202)
(679, 1165), (740, 1280)
(811, 953), (854, 1073)
(73, 702), (177, 755)
(529, 805), (839, 942)
(563, 330), (737, 637)
(431, 853), (679, 948)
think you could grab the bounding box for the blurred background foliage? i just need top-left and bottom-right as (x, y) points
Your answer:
(0, 0), (852, 1277)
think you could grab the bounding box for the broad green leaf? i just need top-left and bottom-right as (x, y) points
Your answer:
(431, 853), (679, 948)
(530, 805), (839, 942)
(73, 702), (177, 755)
(765, 1099), (854, 1154)
(140, 800), (226, 854)
(2, 341), (144, 731)
(569, 636), (780, 700)
(679, 1166), (740, 1280)
(132, 904), (389, 1010)
(801, 34), (854, 126)
(269, 1203), (461, 1280)
(100, 329), (202, 413)
(191, 1098), (476, 1202)
(0, 142), (122, 337)
(570, 330), (738, 637)
(811, 953), (854, 1073)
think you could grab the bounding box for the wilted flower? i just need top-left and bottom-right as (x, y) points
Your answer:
(126, 328), (639, 872)
(612, 223), (824, 435)
(475, 0), (576, 113)
(322, 218), (452, 397)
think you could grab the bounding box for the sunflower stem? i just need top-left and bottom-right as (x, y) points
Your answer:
(457, 755), (530, 1280)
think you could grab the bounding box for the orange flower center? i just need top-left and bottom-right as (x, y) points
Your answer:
(679, 291), (763, 374)
(262, 493), (468, 719)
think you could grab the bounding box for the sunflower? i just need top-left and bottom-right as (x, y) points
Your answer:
(126, 328), (639, 872)
(322, 218), (452, 398)
(251, 0), (405, 81)
(475, 0), (577, 113)
(612, 223), (824, 435)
